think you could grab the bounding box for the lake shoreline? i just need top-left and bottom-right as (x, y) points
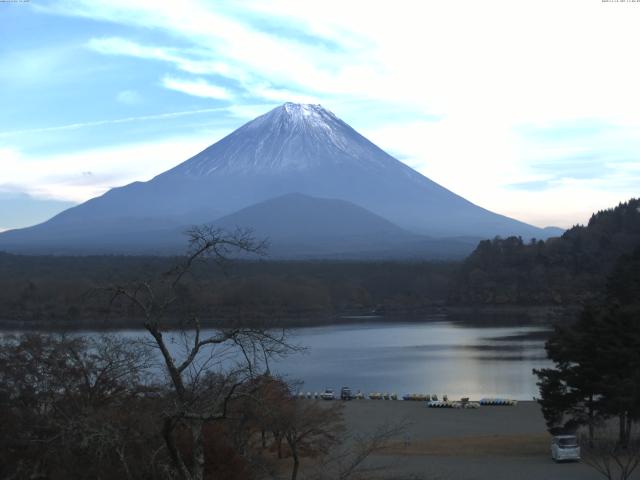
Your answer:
(0, 304), (577, 332)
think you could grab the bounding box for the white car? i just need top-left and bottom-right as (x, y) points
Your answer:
(320, 388), (335, 400)
(551, 435), (581, 462)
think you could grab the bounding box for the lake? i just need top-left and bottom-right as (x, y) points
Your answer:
(273, 320), (551, 400)
(110, 317), (552, 401)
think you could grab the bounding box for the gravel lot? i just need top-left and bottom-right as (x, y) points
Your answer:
(336, 400), (602, 480)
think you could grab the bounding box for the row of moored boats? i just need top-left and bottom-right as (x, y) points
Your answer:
(297, 389), (518, 406)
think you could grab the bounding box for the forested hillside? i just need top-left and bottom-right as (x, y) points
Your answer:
(0, 255), (455, 328)
(451, 199), (640, 305)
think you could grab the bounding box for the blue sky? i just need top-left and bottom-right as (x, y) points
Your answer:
(1, 0), (639, 231)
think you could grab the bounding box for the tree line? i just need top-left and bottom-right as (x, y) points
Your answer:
(450, 198), (640, 305)
(0, 253), (455, 329)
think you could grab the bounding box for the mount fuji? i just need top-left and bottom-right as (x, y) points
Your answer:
(0, 103), (562, 257)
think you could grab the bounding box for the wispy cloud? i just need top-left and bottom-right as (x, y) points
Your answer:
(85, 35), (319, 104)
(86, 36), (234, 76)
(0, 107), (234, 138)
(0, 134), (222, 204)
(65, 3), (337, 92)
(506, 180), (553, 192)
(36, 0), (640, 122)
(4, 0), (640, 229)
(116, 89), (142, 105)
(161, 76), (233, 100)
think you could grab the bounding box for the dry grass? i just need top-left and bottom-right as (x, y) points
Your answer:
(381, 433), (550, 457)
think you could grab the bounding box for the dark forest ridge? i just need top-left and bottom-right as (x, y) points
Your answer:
(452, 198), (640, 305)
(0, 103), (562, 257)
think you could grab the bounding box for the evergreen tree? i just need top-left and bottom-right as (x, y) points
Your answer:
(535, 247), (640, 445)
(534, 306), (604, 442)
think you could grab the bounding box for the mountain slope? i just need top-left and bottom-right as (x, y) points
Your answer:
(210, 193), (479, 258)
(213, 193), (411, 241)
(0, 103), (561, 255)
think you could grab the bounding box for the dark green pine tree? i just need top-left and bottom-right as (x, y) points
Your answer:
(597, 247), (640, 446)
(534, 247), (640, 445)
(534, 306), (605, 442)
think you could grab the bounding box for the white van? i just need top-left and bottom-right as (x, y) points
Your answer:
(551, 435), (581, 462)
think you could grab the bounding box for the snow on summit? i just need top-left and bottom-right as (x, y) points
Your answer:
(170, 102), (388, 176)
(283, 102), (326, 118)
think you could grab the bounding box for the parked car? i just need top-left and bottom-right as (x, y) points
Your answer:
(340, 386), (353, 400)
(551, 435), (580, 462)
(320, 388), (335, 400)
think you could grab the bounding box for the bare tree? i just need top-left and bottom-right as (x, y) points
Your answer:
(307, 420), (410, 480)
(106, 226), (297, 480)
(0, 333), (161, 480)
(283, 401), (345, 480)
(580, 429), (640, 480)
(236, 374), (293, 457)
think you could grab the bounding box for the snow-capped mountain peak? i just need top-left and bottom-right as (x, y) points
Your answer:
(278, 102), (338, 125)
(260, 102), (339, 133)
(0, 101), (563, 256)
(283, 102), (326, 117)
(168, 102), (387, 176)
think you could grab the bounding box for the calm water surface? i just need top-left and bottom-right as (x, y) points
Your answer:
(272, 320), (551, 400)
(22, 319), (551, 400)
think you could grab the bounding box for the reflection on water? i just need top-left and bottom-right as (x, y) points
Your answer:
(17, 318), (552, 401)
(269, 320), (551, 400)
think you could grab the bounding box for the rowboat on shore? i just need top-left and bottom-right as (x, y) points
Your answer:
(402, 393), (429, 401)
(427, 400), (480, 409)
(480, 398), (518, 406)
